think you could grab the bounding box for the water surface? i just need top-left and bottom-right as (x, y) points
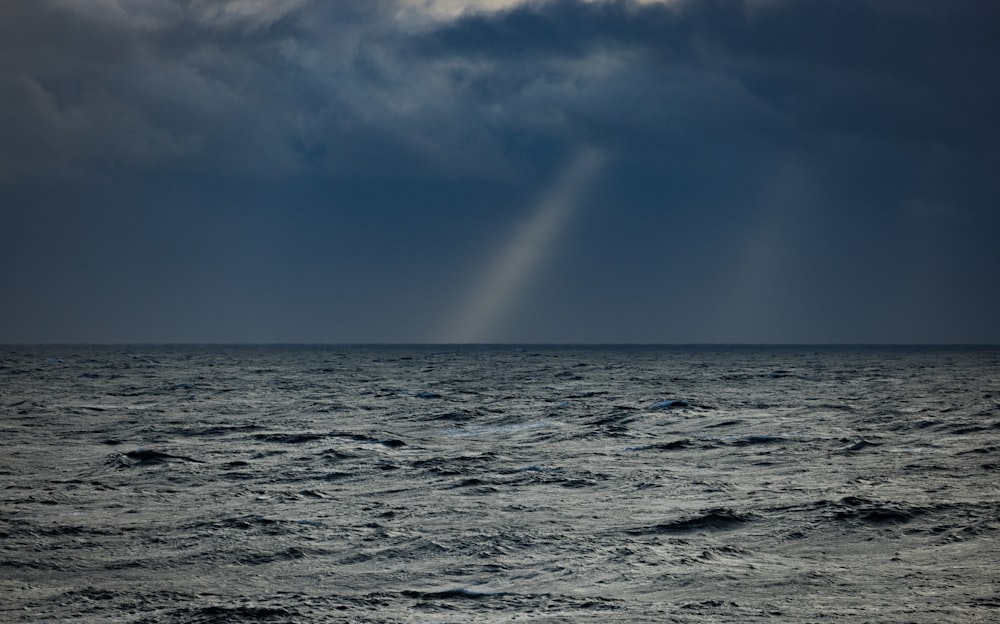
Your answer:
(2, 345), (998, 622)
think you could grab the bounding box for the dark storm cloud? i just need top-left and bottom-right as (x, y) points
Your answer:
(0, 0), (401, 179)
(413, 0), (1000, 149)
(0, 0), (545, 183)
(3, 0), (997, 180)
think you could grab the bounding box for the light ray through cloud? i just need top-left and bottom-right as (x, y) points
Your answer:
(442, 147), (604, 343)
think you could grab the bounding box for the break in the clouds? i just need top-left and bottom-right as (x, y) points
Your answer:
(1, 0), (998, 343)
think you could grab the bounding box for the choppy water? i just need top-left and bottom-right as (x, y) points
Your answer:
(1, 345), (998, 623)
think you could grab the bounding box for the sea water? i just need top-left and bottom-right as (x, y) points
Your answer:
(1, 345), (998, 622)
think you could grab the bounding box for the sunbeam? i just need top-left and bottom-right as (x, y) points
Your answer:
(442, 148), (604, 343)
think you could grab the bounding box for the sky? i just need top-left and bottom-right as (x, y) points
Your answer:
(1, 0), (998, 344)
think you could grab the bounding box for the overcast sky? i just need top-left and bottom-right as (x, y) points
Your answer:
(1, 0), (998, 344)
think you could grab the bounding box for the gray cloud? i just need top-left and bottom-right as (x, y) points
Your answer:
(413, 0), (1000, 148)
(4, 0), (997, 180)
(0, 0), (381, 179)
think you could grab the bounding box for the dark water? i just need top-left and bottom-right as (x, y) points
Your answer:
(1, 345), (998, 623)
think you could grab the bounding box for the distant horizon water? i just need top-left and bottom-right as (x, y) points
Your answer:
(5, 342), (999, 348)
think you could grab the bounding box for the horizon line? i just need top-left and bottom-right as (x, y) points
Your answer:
(2, 342), (998, 348)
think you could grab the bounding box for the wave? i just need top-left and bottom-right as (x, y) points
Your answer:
(626, 509), (754, 534)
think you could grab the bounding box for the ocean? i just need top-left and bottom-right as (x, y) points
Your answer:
(1, 345), (998, 623)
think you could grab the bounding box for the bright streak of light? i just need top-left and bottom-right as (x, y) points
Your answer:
(443, 147), (603, 343)
(395, 0), (680, 23)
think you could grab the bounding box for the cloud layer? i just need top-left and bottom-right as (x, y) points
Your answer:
(4, 0), (996, 180)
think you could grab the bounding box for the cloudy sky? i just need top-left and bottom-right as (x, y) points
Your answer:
(1, 0), (997, 343)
